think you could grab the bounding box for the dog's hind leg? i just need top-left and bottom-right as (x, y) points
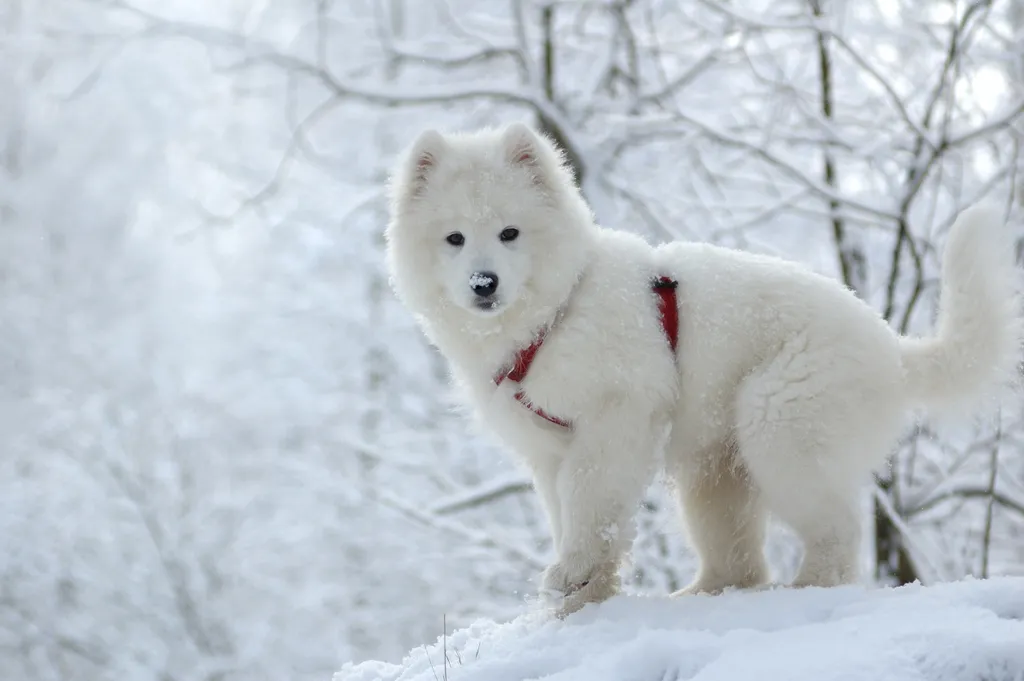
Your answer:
(669, 440), (769, 596)
(732, 338), (900, 588)
(748, 455), (862, 588)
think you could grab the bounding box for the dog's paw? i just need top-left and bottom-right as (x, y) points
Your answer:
(670, 575), (733, 598)
(557, 571), (619, 618)
(541, 551), (601, 596)
(671, 574), (773, 598)
(540, 555), (619, 617)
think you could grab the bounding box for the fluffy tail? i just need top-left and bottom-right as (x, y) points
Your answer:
(899, 205), (1021, 414)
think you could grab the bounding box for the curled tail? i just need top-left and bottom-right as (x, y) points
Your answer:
(899, 205), (1022, 414)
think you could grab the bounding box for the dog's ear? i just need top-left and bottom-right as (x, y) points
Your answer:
(403, 129), (446, 198)
(503, 122), (541, 165)
(502, 123), (557, 189)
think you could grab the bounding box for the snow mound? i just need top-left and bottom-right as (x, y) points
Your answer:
(337, 578), (1024, 681)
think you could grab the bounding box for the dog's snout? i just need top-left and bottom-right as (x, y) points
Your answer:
(470, 271), (499, 297)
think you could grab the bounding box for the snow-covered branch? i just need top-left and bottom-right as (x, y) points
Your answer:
(431, 476), (534, 515)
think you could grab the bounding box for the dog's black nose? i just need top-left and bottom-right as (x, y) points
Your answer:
(470, 271), (499, 297)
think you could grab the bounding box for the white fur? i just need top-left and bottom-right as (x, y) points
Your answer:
(385, 123), (1022, 616)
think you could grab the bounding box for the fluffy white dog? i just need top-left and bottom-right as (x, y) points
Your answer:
(385, 122), (1021, 616)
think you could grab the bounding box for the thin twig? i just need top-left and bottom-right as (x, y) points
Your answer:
(980, 413), (1001, 578)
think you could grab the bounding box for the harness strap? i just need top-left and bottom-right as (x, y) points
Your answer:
(494, 276), (679, 429)
(652, 276), (679, 354)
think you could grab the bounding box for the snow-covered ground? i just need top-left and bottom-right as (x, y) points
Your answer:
(338, 578), (1024, 681)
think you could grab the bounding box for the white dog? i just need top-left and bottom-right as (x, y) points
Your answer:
(385, 122), (1020, 616)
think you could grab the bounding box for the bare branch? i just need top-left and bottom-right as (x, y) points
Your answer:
(374, 1), (526, 78)
(947, 96), (1024, 149)
(980, 417), (1001, 577)
(620, 115), (899, 221)
(906, 485), (1024, 518)
(432, 476), (533, 515)
(636, 47), (719, 106)
(807, 0), (862, 294)
(373, 490), (547, 571)
(825, 32), (937, 152)
(872, 486), (942, 584)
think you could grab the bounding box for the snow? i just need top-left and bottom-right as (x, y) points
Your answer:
(5, 0), (1024, 677)
(337, 578), (1024, 681)
(469, 272), (496, 288)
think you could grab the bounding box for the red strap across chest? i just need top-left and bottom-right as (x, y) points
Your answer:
(494, 276), (679, 429)
(652, 276), (679, 354)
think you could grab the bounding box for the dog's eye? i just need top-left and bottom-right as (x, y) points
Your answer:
(499, 227), (520, 243)
(445, 232), (465, 247)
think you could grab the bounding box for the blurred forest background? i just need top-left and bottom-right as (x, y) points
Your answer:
(2, 0), (1024, 679)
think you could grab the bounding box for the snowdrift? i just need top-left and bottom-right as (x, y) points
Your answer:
(337, 578), (1024, 681)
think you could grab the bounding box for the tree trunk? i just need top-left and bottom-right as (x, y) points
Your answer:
(874, 477), (919, 585)
(536, 4), (585, 187)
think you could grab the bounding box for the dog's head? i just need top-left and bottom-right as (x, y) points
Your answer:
(385, 123), (593, 328)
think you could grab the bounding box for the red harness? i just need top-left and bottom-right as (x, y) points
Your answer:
(493, 276), (679, 429)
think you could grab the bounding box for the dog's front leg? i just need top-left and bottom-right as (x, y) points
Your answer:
(521, 452), (564, 551)
(541, 405), (663, 617)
